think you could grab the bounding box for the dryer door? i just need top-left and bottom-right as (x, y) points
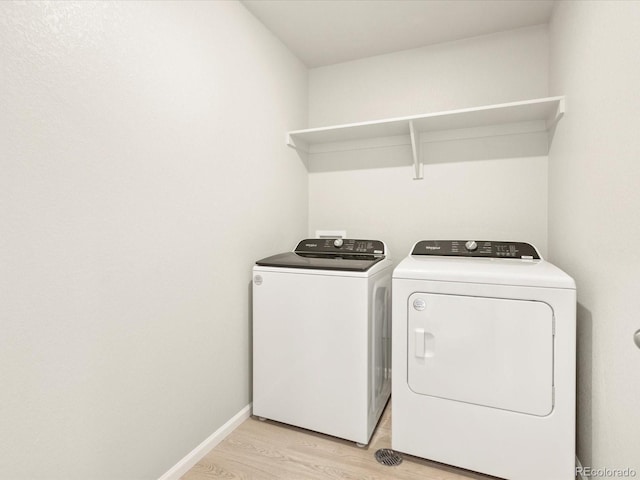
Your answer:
(408, 293), (554, 416)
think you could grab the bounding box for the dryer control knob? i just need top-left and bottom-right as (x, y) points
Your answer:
(333, 238), (344, 248)
(465, 240), (478, 251)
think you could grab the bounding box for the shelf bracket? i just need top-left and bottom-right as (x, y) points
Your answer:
(286, 133), (309, 153)
(409, 120), (423, 180)
(286, 133), (309, 169)
(546, 96), (566, 148)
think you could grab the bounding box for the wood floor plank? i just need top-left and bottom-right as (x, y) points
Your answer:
(181, 403), (496, 480)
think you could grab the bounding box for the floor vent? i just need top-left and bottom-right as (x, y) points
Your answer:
(374, 448), (403, 466)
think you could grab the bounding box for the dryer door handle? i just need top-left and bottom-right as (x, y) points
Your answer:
(415, 328), (425, 357)
(414, 328), (435, 358)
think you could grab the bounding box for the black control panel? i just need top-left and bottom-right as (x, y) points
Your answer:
(294, 238), (385, 256)
(411, 240), (540, 259)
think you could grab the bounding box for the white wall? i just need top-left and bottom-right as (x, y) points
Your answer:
(308, 26), (550, 261)
(0, 2), (307, 479)
(549, 1), (640, 474)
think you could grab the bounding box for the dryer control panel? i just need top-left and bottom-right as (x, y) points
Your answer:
(411, 240), (540, 259)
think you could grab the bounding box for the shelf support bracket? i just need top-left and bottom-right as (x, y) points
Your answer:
(286, 133), (309, 169)
(546, 96), (566, 148)
(409, 120), (423, 180)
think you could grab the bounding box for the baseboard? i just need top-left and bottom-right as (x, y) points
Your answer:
(576, 455), (587, 480)
(158, 403), (252, 480)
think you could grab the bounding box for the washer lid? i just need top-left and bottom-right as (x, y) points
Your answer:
(256, 238), (387, 272)
(255, 252), (385, 272)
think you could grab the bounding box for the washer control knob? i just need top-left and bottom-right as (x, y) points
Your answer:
(465, 240), (478, 251)
(333, 238), (344, 248)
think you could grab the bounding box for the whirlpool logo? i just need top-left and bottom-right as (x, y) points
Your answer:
(424, 245), (441, 250)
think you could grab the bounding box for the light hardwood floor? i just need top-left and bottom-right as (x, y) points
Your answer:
(181, 402), (496, 480)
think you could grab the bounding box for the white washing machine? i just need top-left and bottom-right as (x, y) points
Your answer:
(253, 238), (392, 445)
(392, 240), (576, 480)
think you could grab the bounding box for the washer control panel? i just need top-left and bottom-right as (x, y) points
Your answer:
(295, 238), (385, 255)
(411, 240), (540, 259)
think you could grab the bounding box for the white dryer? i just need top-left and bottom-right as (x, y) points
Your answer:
(392, 240), (576, 480)
(253, 238), (392, 445)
